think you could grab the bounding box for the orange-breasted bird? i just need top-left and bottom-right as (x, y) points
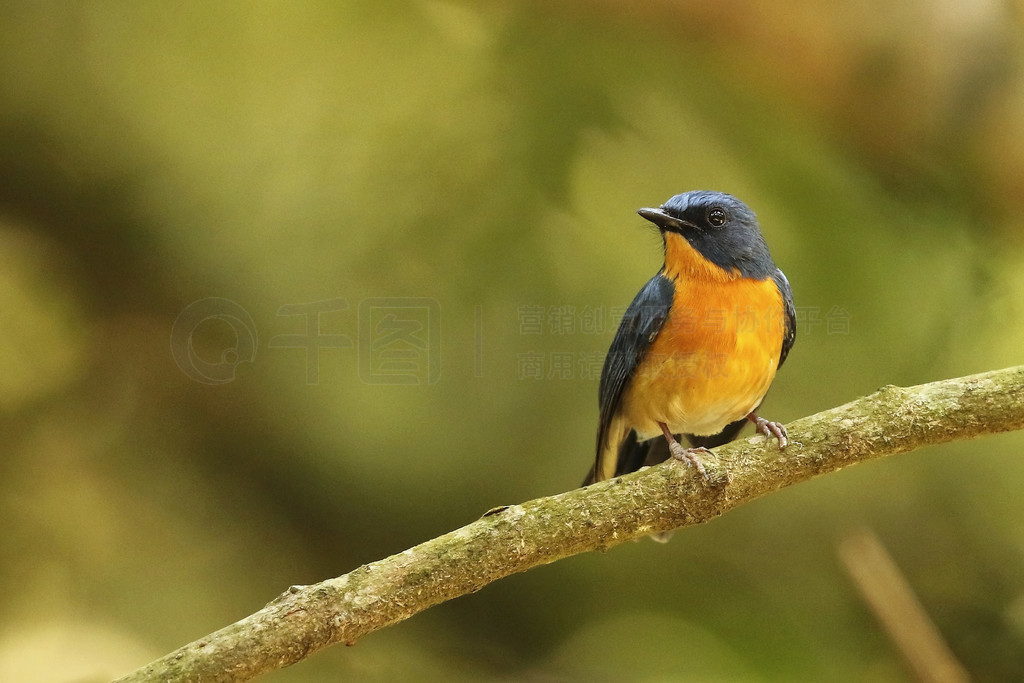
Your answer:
(584, 190), (795, 485)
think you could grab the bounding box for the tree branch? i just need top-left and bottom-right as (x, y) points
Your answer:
(117, 365), (1024, 682)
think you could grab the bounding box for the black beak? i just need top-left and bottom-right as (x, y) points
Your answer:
(637, 207), (686, 231)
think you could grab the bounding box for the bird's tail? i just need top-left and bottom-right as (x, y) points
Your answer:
(582, 430), (653, 486)
(583, 417), (749, 486)
(582, 430), (635, 486)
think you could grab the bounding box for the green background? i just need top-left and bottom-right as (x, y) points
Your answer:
(2, 2), (1023, 680)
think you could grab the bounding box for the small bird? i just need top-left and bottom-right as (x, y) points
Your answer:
(584, 191), (795, 486)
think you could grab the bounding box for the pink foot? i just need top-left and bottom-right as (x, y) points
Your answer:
(747, 413), (788, 449)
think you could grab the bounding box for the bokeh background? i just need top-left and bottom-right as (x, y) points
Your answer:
(2, 1), (1024, 681)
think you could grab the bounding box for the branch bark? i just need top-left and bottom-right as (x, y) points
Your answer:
(117, 365), (1024, 682)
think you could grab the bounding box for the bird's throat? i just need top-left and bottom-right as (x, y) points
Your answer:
(662, 232), (738, 283)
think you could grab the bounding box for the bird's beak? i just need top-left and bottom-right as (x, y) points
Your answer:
(637, 207), (685, 232)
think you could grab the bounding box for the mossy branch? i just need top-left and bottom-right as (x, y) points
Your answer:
(117, 365), (1024, 682)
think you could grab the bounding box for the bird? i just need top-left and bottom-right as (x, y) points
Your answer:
(583, 190), (795, 486)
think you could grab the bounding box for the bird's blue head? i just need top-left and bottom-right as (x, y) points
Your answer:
(638, 191), (776, 279)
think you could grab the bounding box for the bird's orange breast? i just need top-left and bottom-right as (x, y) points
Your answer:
(620, 232), (785, 438)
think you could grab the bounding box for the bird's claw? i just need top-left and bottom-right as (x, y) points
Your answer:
(668, 443), (710, 479)
(752, 416), (788, 449)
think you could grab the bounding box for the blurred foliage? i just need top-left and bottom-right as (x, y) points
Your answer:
(1, 1), (1024, 681)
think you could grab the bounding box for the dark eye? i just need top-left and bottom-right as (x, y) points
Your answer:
(707, 207), (727, 227)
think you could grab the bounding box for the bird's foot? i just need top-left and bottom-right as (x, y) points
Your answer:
(747, 413), (788, 449)
(668, 442), (711, 479)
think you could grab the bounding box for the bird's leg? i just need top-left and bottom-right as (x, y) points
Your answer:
(660, 422), (709, 479)
(746, 412), (788, 449)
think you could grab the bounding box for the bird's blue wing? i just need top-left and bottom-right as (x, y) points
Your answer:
(772, 268), (796, 369)
(589, 273), (674, 482)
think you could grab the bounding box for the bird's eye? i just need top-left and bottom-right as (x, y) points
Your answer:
(707, 207), (727, 227)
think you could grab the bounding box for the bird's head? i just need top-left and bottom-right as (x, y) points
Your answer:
(638, 191), (776, 279)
